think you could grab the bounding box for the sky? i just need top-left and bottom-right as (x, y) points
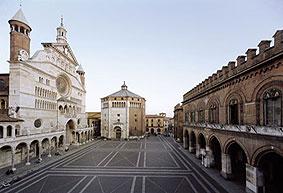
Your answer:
(0, 0), (282, 117)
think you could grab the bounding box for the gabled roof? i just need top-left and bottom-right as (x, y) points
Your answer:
(10, 8), (29, 25)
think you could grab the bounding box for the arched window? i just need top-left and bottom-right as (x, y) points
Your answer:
(0, 99), (5, 109)
(0, 79), (5, 89)
(59, 105), (63, 113)
(229, 99), (239, 124)
(20, 26), (24, 33)
(209, 104), (219, 123)
(190, 111), (196, 123)
(7, 126), (12, 137)
(198, 109), (205, 123)
(0, 126), (3, 138)
(263, 89), (282, 126)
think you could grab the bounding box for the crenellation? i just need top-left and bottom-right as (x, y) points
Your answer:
(258, 40), (272, 54)
(273, 30), (283, 48)
(236, 55), (246, 65)
(183, 29), (283, 103)
(245, 48), (257, 62)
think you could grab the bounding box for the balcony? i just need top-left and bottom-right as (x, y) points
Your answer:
(185, 122), (283, 137)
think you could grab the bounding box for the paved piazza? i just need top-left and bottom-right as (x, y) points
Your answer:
(0, 136), (228, 193)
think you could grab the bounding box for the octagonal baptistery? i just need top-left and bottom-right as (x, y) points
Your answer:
(101, 82), (146, 139)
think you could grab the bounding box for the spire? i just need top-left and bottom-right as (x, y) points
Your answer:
(10, 8), (29, 25)
(60, 15), (64, 27)
(121, 81), (128, 90)
(56, 15), (67, 43)
(76, 64), (85, 74)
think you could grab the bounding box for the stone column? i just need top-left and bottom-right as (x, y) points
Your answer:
(48, 140), (51, 157)
(26, 145), (30, 165)
(11, 148), (16, 171)
(204, 146), (213, 168)
(221, 153), (232, 179)
(12, 127), (15, 138)
(63, 134), (67, 150)
(245, 164), (265, 193)
(3, 126), (7, 138)
(196, 144), (201, 158)
(38, 144), (42, 161)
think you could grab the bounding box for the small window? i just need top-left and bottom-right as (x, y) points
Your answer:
(117, 119), (120, 122)
(117, 114), (120, 117)
(15, 129), (20, 136)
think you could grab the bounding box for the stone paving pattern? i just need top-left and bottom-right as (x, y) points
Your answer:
(0, 136), (244, 193)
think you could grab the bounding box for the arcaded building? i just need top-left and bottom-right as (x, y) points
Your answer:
(182, 30), (283, 193)
(0, 9), (93, 170)
(173, 103), (183, 141)
(101, 82), (146, 139)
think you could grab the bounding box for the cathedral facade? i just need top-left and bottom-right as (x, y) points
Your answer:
(101, 82), (146, 139)
(0, 9), (93, 170)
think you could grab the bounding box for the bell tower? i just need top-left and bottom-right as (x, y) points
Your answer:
(56, 16), (67, 43)
(8, 8), (32, 62)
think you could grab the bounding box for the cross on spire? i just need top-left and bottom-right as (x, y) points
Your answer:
(60, 15), (64, 27)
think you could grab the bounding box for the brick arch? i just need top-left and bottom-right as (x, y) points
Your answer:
(251, 75), (283, 101)
(196, 100), (205, 110)
(206, 95), (221, 108)
(208, 134), (223, 152)
(197, 131), (207, 146)
(224, 90), (246, 124)
(223, 138), (250, 164)
(224, 90), (245, 106)
(251, 77), (283, 125)
(251, 145), (283, 166)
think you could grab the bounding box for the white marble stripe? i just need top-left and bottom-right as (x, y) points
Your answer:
(130, 176), (137, 193)
(104, 151), (119, 167)
(66, 176), (88, 193)
(136, 152), (141, 167)
(142, 176), (146, 193)
(78, 176), (96, 193)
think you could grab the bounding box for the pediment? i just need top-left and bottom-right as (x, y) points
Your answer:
(41, 42), (78, 66)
